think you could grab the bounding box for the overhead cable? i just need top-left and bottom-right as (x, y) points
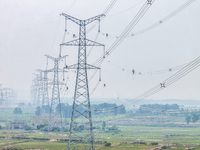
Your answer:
(93, 0), (155, 66)
(101, 56), (200, 113)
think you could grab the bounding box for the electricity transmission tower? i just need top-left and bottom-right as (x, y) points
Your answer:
(60, 13), (105, 150)
(0, 88), (14, 107)
(33, 73), (43, 107)
(36, 69), (51, 108)
(45, 54), (68, 136)
(0, 84), (3, 106)
(31, 78), (38, 106)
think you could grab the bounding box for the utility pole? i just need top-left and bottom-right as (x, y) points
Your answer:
(60, 13), (105, 150)
(45, 55), (68, 136)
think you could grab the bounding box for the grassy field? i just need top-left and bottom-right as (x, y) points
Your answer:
(0, 125), (200, 150)
(0, 107), (199, 149)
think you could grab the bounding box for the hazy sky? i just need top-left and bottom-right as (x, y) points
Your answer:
(0, 0), (200, 103)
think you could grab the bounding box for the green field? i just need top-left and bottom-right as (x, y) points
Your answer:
(0, 125), (200, 150)
(0, 106), (200, 149)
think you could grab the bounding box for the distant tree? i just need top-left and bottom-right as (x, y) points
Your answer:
(28, 103), (32, 107)
(192, 114), (199, 123)
(140, 104), (179, 111)
(35, 106), (41, 116)
(5, 122), (9, 129)
(0, 125), (2, 130)
(171, 104), (179, 110)
(14, 125), (20, 129)
(107, 125), (120, 134)
(40, 126), (48, 132)
(62, 103), (72, 118)
(51, 126), (60, 132)
(185, 116), (191, 124)
(18, 102), (26, 107)
(42, 105), (50, 114)
(13, 107), (22, 114)
(73, 125), (80, 132)
(102, 121), (106, 131)
(105, 143), (111, 147)
(118, 105), (126, 114)
(107, 125), (118, 131)
(24, 125), (33, 130)
(79, 125), (84, 131)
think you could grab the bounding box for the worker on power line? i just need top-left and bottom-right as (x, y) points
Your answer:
(132, 69), (135, 75)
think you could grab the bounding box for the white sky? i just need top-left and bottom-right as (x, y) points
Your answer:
(0, 0), (200, 103)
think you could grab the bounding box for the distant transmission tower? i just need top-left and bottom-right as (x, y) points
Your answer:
(31, 78), (38, 106)
(0, 84), (3, 106)
(60, 13), (105, 150)
(2, 88), (14, 107)
(36, 69), (51, 108)
(33, 73), (43, 107)
(45, 55), (68, 136)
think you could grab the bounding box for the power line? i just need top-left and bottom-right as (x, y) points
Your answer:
(93, 0), (155, 66)
(99, 56), (200, 113)
(98, 0), (196, 39)
(106, 60), (190, 75)
(87, 0), (117, 33)
(108, 0), (145, 17)
(65, 0), (77, 13)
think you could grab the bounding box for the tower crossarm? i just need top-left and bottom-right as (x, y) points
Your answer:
(60, 13), (81, 25)
(36, 69), (54, 73)
(61, 39), (105, 47)
(65, 63), (100, 70)
(45, 54), (68, 61)
(84, 14), (105, 25)
(61, 13), (105, 26)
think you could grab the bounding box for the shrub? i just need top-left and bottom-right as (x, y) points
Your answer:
(32, 137), (50, 140)
(40, 126), (48, 132)
(107, 125), (119, 131)
(151, 142), (158, 145)
(24, 125), (34, 130)
(105, 142), (111, 147)
(13, 107), (22, 114)
(14, 125), (20, 129)
(37, 124), (48, 130)
(62, 127), (68, 132)
(51, 126), (61, 132)
(139, 142), (146, 145)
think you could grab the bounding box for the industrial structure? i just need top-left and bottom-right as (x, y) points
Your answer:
(44, 55), (68, 136)
(0, 85), (15, 107)
(60, 14), (105, 150)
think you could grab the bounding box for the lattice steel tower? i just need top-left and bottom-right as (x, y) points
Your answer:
(33, 73), (43, 107)
(45, 55), (68, 136)
(36, 69), (50, 107)
(31, 78), (38, 106)
(61, 13), (105, 150)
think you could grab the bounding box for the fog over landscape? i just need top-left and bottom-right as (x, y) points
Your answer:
(0, 0), (200, 150)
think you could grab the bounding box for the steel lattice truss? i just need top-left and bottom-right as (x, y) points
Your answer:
(0, 85), (15, 107)
(31, 78), (38, 106)
(44, 55), (68, 136)
(61, 13), (105, 150)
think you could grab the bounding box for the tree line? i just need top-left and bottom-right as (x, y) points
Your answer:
(35, 102), (126, 117)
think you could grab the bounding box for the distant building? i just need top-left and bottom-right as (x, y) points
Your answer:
(9, 122), (25, 129)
